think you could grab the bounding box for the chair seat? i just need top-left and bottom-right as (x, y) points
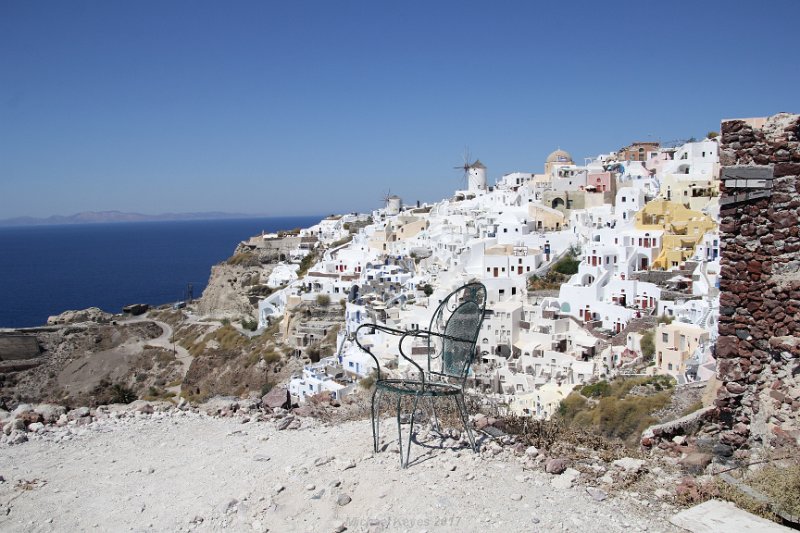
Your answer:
(376, 378), (462, 397)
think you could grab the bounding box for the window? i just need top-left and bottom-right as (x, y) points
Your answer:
(662, 333), (668, 343)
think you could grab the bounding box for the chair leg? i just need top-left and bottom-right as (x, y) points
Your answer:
(395, 395), (404, 468)
(370, 387), (382, 453)
(455, 394), (478, 453)
(404, 395), (420, 468)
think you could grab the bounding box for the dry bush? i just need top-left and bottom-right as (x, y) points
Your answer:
(750, 460), (800, 518)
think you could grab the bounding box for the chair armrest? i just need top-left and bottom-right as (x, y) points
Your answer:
(354, 323), (408, 380)
(401, 328), (475, 345)
(354, 323), (408, 337)
(398, 331), (426, 381)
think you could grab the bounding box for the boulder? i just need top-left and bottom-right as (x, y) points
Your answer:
(47, 307), (113, 325)
(33, 404), (67, 424)
(199, 396), (239, 416)
(262, 388), (291, 410)
(67, 407), (90, 420)
(679, 452), (713, 474)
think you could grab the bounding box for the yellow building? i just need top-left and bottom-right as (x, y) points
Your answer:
(634, 200), (716, 270)
(655, 322), (709, 378)
(528, 203), (566, 231)
(368, 215), (427, 251)
(507, 382), (574, 419)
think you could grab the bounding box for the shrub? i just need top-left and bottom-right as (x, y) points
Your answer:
(558, 376), (675, 446)
(110, 384), (137, 404)
(640, 330), (655, 359)
(264, 349), (281, 364)
(581, 381), (611, 398)
(241, 318), (258, 331)
(316, 294), (331, 307)
(552, 255), (580, 275)
(422, 284), (434, 296)
(297, 252), (318, 276)
(226, 252), (260, 267)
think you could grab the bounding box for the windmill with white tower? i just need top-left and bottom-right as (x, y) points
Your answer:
(454, 148), (487, 193)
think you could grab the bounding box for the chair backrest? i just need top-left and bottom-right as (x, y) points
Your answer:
(427, 282), (487, 382)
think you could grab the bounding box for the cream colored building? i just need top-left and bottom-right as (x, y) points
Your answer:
(655, 322), (709, 378)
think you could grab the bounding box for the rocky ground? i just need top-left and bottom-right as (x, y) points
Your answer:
(0, 399), (691, 533)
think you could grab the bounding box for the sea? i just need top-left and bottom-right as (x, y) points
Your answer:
(0, 216), (322, 328)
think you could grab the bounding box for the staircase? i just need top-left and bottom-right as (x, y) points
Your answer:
(610, 315), (658, 346)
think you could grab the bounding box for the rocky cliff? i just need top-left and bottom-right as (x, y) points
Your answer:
(196, 235), (301, 319)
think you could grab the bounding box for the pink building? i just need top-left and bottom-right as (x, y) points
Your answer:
(587, 171), (613, 192)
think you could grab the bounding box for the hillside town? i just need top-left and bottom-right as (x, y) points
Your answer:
(247, 138), (723, 416)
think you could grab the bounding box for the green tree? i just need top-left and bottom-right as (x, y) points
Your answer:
(640, 330), (655, 359)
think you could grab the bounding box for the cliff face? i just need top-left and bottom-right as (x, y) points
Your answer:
(196, 235), (301, 319)
(196, 263), (270, 319)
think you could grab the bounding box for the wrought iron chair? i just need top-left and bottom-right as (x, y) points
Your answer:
(355, 282), (487, 468)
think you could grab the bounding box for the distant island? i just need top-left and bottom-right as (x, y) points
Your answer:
(0, 211), (263, 227)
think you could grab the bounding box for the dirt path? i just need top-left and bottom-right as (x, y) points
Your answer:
(0, 412), (683, 533)
(124, 317), (194, 396)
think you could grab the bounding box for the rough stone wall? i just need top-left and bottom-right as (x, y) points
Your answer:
(715, 113), (800, 451)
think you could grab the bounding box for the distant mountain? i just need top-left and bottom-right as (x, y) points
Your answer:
(0, 211), (261, 227)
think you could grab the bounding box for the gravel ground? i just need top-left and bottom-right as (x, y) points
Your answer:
(0, 410), (684, 533)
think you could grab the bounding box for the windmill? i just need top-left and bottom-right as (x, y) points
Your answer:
(381, 188), (393, 208)
(453, 147), (472, 189)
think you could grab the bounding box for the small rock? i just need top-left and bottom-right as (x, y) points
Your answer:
(679, 452), (713, 474)
(337, 494), (352, 506)
(305, 484), (316, 491)
(587, 487), (607, 501)
(273, 484), (285, 494)
(612, 458), (645, 473)
(545, 458), (569, 475)
(276, 417), (293, 431)
(510, 493), (523, 501)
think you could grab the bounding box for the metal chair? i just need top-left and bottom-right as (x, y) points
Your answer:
(355, 282), (487, 468)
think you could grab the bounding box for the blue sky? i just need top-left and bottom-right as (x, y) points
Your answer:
(1, 1), (798, 218)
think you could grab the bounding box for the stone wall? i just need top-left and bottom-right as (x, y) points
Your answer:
(715, 113), (800, 451)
